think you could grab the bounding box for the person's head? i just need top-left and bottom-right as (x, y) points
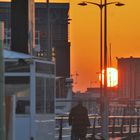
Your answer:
(77, 99), (83, 105)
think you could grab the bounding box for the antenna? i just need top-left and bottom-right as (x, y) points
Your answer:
(75, 72), (79, 84)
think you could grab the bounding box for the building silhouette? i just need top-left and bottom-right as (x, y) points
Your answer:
(117, 57), (140, 100)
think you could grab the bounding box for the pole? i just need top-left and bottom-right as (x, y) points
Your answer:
(100, 0), (103, 98)
(0, 22), (6, 140)
(46, 0), (51, 60)
(101, 0), (109, 139)
(109, 43), (112, 67)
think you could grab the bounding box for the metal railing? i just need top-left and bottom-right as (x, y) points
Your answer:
(56, 115), (140, 140)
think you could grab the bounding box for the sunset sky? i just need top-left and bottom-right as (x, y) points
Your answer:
(2, 0), (140, 92)
(70, 0), (140, 92)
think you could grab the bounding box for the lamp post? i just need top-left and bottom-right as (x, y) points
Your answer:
(46, 0), (51, 60)
(78, 1), (124, 139)
(0, 22), (5, 140)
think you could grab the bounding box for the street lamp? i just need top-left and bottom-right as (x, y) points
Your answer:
(78, 1), (124, 139)
(78, 0), (124, 94)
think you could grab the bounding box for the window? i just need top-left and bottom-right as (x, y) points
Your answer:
(36, 77), (55, 114)
(36, 77), (45, 113)
(36, 62), (55, 74)
(4, 28), (11, 49)
(5, 76), (30, 114)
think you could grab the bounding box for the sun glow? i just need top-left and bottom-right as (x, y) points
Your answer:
(99, 67), (118, 87)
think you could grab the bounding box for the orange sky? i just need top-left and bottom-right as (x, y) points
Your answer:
(70, 0), (140, 92)
(2, 0), (140, 92)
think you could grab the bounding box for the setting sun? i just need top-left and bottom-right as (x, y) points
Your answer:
(99, 67), (118, 87)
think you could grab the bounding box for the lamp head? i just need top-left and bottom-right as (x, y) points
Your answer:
(78, 2), (87, 6)
(115, 2), (125, 6)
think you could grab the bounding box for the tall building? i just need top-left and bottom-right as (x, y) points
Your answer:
(0, 2), (70, 78)
(117, 57), (140, 100)
(35, 3), (70, 78)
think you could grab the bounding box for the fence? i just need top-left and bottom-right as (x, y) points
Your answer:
(56, 115), (140, 140)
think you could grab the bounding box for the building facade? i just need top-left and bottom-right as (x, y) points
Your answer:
(35, 3), (70, 98)
(117, 57), (140, 100)
(35, 3), (70, 79)
(1, 1), (56, 139)
(0, 2), (70, 77)
(0, 2), (70, 98)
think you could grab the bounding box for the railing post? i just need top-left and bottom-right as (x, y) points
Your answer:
(129, 116), (132, 139)
(58, 116), (63, 140)
(120, 116), (124, 137)
(120, 106), (126, 137)
(91, 117), (96, 139)
(112, 117), (115, 138)
(137, 117), (140, 138)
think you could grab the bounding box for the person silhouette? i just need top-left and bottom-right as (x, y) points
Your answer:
(68, 100), (90, 140)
